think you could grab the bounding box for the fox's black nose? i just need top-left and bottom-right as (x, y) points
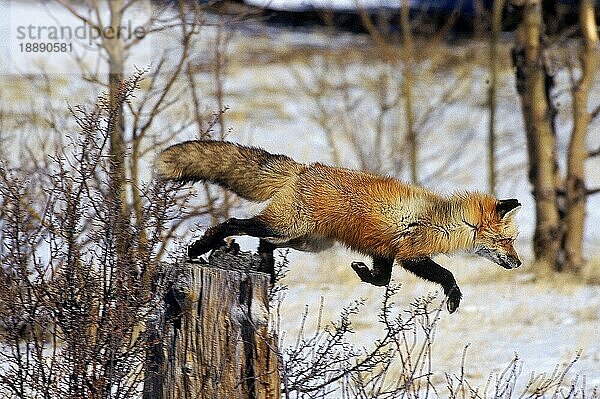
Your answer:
(503, 256), (521, 269)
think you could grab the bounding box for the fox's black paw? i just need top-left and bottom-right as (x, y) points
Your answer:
(223, 239), (240, 255)
(351, 261), (371, 280)
(351, 261), (389, 287)
(187, 238), (226, 260)
(445, 285), (462, 314)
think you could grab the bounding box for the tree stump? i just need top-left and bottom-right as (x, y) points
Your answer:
(144, 247), (280, 399)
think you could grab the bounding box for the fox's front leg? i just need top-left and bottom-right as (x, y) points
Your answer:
(351, 256), (393, 287)
(188, 217), (280, 259)
(400, 257), (462, 313)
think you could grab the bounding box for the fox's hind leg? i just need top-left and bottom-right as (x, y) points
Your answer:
(400, 257), (462, 313)
(188, 217), (282, 259)
(351, 256), (393, 287)
(258, 239), (277, 283)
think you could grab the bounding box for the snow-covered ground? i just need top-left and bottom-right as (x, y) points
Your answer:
(2, 1), (600, 395)
(275, 248), (600, 393)
(244, 0), (402, 11)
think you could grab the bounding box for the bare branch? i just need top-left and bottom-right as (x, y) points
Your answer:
(586, 187), (600, 196)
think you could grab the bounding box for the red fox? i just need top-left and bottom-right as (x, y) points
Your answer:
(156, 140), (521, 313)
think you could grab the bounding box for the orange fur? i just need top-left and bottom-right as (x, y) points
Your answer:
(255, 163), (518, 263)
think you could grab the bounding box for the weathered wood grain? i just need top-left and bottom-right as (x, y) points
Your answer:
(144, 248), (280, 399)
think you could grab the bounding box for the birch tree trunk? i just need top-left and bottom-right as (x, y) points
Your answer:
(513, 0), (562, 270)
(564, 0), (599, 272)
(401, 0), (418, 184)
(487, 0), (505, 196)
(107, 0), (127, 221)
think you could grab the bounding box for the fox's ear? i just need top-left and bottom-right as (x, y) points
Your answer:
(497, 199), (521, 219)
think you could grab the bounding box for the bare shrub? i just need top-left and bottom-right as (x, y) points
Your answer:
(273, 280), (444, 399)
(0, 74), (179, 399)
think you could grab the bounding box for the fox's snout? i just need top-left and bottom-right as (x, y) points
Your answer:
(502, 242), (522, 269)
(475, 246), (521, 269)
(500, 254), (521, 269)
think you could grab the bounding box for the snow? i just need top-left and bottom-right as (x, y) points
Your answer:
(244, 0), (403, 12)
(243, 0), (477, 13)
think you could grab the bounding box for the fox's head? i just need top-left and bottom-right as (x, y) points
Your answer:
(471, 198), (522, 269)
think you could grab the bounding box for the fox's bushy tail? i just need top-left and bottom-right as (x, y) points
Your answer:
(155, 140), (303, 202)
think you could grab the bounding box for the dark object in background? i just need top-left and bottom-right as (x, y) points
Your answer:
(204, 0), (600, 35)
